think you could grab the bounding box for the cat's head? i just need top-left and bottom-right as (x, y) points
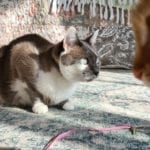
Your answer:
(131, 0), (150, 86)
(59, 27), (100, 82)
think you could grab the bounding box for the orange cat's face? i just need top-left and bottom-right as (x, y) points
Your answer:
(131, 0), (150, 85)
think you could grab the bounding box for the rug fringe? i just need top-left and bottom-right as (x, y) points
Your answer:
(48, 0), (136, 25)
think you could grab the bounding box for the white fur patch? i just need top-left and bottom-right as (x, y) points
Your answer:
(59, 57), (88, 82)
(80, 59), (87, 65)
(36, 69), (77, 105)
(11, 80), (31, 105)
(77, 59), (88, 71)
(32, 98), (48, 114)
(78, 63), (88, 72)
(63, 101), (75, 110)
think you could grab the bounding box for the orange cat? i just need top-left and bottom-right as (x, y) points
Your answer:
(131, 0), (150, 85)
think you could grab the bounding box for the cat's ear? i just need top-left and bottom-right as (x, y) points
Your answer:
(61, 53), (74, 66)
(85, 29), (99, 46)
(63, 27), (79, 48)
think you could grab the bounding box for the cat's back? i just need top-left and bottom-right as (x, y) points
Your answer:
(9, 34), (54, 53)
(0, 34), (54, 76)
(0, 33), (54, 59)
(0, 34), (53, 92)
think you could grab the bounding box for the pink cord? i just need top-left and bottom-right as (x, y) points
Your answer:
(43, 125), (132, 150)
(89, 125), (131, 132)
(44, 129), (76, 150)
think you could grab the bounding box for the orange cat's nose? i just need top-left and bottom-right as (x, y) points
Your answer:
(133, 69), (143, 80)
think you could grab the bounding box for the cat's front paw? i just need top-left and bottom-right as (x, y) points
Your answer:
(63, 101), (75, 110)
(32, 99), (48, 114)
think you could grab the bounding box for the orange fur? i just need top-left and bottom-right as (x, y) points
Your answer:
(131, 0), (150, 84)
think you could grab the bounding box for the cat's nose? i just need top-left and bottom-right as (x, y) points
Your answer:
(133, 69), (143, 80)
(93, 69), (99, 76)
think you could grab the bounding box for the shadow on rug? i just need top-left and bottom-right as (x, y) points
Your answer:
(0, 69), (150, 150)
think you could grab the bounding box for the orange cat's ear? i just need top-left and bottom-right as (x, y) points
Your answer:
(85, 29), (99, 46)
(63, 27), (79, 49)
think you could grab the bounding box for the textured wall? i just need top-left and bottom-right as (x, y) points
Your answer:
(0, 0), (67, 45)
(0, 0), (135, 69)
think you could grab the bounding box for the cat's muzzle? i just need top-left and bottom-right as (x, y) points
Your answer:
(83, 70), (99, 81)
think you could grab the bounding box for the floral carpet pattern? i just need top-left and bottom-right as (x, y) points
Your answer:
(0, 69), (150, 150)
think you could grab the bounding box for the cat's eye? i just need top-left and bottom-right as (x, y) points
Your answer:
(75, 58), (88, 65)
(80, 59), (87, 65)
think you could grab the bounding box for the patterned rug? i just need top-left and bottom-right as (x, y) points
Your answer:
(0, 69), (150, 150)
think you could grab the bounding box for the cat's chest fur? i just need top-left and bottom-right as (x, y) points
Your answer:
(35, 69), (77, 104)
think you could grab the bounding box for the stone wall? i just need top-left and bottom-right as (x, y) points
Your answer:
(0, 0), (135, 69)
(0, 0), (66, 44)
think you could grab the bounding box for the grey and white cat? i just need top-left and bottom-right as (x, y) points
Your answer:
(0, 27), (100, 114)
